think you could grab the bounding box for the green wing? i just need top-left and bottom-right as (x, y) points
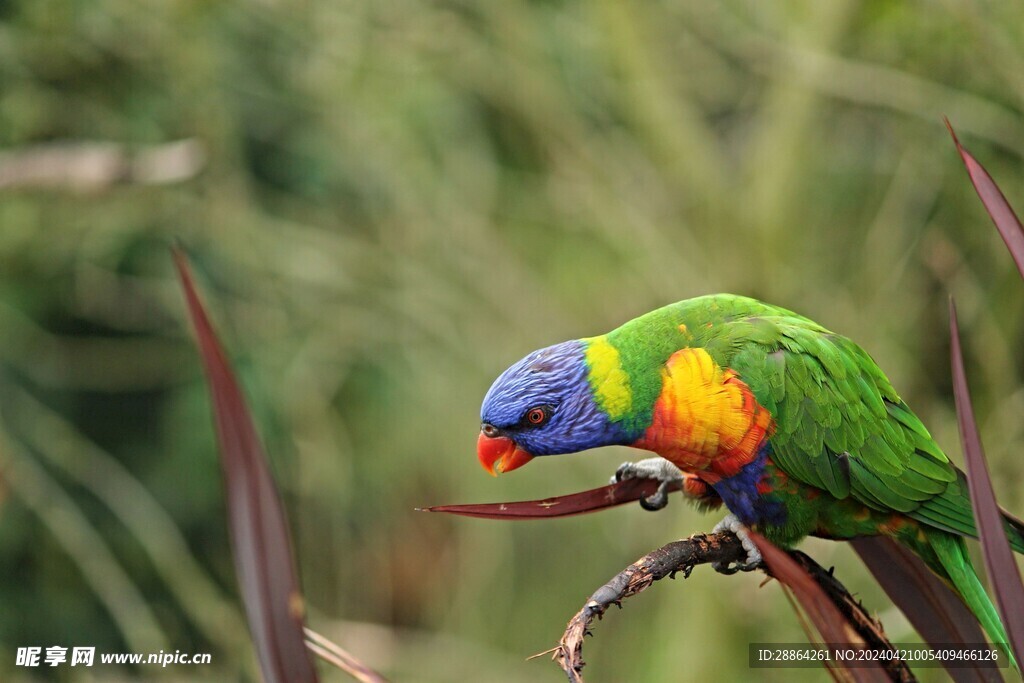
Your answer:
(720, 312), (964, 527)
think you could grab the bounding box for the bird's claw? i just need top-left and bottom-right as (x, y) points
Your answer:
(712, 559), (761, 575)
(638, 480), (673, 511)
(711, 513), (762, 574)
(612, 458), (683, 512)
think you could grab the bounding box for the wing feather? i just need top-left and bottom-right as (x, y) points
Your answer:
(727, 313), (961, 525)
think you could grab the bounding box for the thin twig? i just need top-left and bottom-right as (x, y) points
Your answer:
(304, 627), (389, 683)
(554, 532), (744, 682)
(553, 532), (913, 683)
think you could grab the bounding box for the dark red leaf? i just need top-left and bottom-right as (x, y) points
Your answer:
(948, 298), (1024, 664)
(174, 249), (319, 683)
(946, 119), (1024, 280)
(419, 478), (677, 519)
(853, 537), (1000, 683)
(749, 532), (889, 683)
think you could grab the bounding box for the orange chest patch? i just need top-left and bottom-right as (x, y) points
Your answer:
(632, 348), (774, 479)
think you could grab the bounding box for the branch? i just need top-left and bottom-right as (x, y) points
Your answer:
(553, 531), (913, 683)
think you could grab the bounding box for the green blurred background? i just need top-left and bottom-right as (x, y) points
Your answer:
(1, 1), (1023, 681)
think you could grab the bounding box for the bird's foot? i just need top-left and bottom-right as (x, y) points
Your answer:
(711, 514), (762, 574)
(612, 457), (683, 511)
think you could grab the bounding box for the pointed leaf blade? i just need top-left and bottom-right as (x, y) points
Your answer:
(419, 478), (675, 519)
(174, 249), (319, 683)
(949, 298), (1024, 664)
(946, 120), (1024, 280)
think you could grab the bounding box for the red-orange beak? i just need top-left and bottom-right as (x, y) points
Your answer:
(477, 432), (534, 476)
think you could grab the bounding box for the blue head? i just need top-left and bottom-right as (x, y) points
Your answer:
(477, 340), (630, 475)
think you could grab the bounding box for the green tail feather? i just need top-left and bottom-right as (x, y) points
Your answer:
(928, 531), (1017, 669)
(911, 470), (1024, 553)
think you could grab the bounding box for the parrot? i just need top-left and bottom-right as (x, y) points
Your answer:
(477, 293), (1024, 654)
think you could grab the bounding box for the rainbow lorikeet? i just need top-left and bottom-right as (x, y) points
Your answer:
(477, 294), (1023, 651)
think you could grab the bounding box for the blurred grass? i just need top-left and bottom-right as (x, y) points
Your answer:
(0, 0), (1022, 681)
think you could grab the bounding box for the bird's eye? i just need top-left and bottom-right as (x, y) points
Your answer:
(525, 407), (548, 425)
